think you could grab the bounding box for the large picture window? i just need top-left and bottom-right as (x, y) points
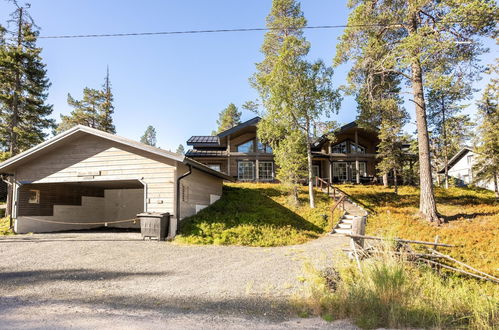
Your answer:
(257, 141), (273, 153)
(238, 161), (255, 180)
(236, 140), (254, 153)
(332, 141), (347, 153)
(351, 142), (366, 154)
(258, 161), (273, 181)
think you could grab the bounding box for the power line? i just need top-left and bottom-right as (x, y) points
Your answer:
(37, 24), (356, 39)
(36, 20), (475, 40)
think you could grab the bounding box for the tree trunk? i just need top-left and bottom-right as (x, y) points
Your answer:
(442, 96), (449, 189)
(9, 7), (23, 156)
(409, 13), (441, 224)
(494, 172), (498, 200)
(306, 141), (315, 208)
(383, 173), (388, 187)
(393, 168), (398, 195)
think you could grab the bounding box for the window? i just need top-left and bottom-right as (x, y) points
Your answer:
(238, 161), (255, 180)
(333, 162), (348, 181)
(207, 164), (221, 172)
(467, 154), (473, 165)
(332, 141), (347, 153)
(312, 165), (320, 178)
(351, 142), (366, 154)
(259, 161), (274, 181)
(352, 162), (367, 177)
(257, 141), (273, 153)
(236, 140), (254, 153)
(29, 189), (40, 204)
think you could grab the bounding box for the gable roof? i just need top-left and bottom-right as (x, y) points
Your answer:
(0, 125), (232, 181)
(216, 117), (261, 138)
(437, 147), (474, 174)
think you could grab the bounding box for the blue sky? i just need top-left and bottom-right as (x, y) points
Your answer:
(0, 1), (496, 151)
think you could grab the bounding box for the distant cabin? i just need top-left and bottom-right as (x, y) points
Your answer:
(0, 125), (231, 235)
(438, 147), (496, 191)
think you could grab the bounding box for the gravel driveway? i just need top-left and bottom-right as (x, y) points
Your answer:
(0, 230), (355, 329)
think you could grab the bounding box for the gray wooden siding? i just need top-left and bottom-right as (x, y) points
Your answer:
(14, 135), (177, 214)
(178, 165), (223, 219)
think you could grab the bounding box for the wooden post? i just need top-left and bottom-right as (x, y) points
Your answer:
(227, 135), (231, 176)
(355, 128), (360, 184)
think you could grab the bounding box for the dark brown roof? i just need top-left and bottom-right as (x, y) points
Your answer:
(217, 117), (261, 138)
(185, 149), (227, 157)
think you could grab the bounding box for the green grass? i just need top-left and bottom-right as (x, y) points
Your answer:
(296, 244), (499, 329)
(0, 217), (13, 236)
(175, 183), (338, 247)
(336, 185), (499, 276)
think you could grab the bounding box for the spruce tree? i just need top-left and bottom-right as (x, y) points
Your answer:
(335, 0), (497, 223)
(176, 144), (185, 155)
(426, 76), (474, 189)
(140, 125), (157, 146)
(0, 2), (54, 155)
(100, 67), (115, 134)
(215, 103), (241, 134)
(473, 63), (498, 198)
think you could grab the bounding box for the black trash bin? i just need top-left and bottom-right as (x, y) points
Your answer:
(137, 212), (170, 241)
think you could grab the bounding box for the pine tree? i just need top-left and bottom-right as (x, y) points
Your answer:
(100, 66), (115, 134)
(140, 125), (157, 146)
(426, 76), (474, 189)
(57, 69), (115, 133)
(335, 0), (497, 223)
(252, 0), (341, 208)
(473, 63), (498, 198)
(215, 103), (241, 134)
(0, 2), (54, 155)
(176, 144), (185, 155)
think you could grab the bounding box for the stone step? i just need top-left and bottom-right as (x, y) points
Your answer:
(341, 219), (353, 224)
(337, 223), (352, 229)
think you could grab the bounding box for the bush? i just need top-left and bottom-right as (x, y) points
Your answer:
(296, 245), (499, 329)
(0, 217), (13, 236)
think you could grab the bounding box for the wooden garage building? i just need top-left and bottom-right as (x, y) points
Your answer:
(0, 125), (231, 235)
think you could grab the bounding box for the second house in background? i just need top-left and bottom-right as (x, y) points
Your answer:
(186, 117), (413, 183)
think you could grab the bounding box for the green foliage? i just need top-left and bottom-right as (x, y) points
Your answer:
(140, 125), (157, 146)
(215, 103), (241, 134)
(473, 61), (499, 197)
(57, 69), (116, 134)
(335, 0), (498, 220)
(251, 0), (341, 207)
(176, 183), (337, 247)
(0, 217), (13, 236)
(297, 244), (498, 329)
(0, 5), (54, 155)
(176, 144), (185, 155)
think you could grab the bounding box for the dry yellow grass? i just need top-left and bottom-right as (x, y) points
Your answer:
(337, 185), (499, 276)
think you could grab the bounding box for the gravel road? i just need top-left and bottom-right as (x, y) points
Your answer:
(0, 230), (355, 329)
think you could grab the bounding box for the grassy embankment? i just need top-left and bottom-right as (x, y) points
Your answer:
(176, 183), (339, 246)
(297, 185), (499, 329)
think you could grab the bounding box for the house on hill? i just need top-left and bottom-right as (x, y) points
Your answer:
(0, 125), (232, 234)
(186, 117), (416, 184)
(439, 147), (496, 191)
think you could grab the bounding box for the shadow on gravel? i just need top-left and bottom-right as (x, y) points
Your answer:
(0, 269), (172, 285)
(0, 294), (293, 322)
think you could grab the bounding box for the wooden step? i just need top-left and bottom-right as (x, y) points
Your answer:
(333, 228), (352, 234)
(337, 223), (352, 229)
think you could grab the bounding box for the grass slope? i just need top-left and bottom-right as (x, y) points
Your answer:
(338, 185), (499, 276)
(176, 183), (336, 247)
